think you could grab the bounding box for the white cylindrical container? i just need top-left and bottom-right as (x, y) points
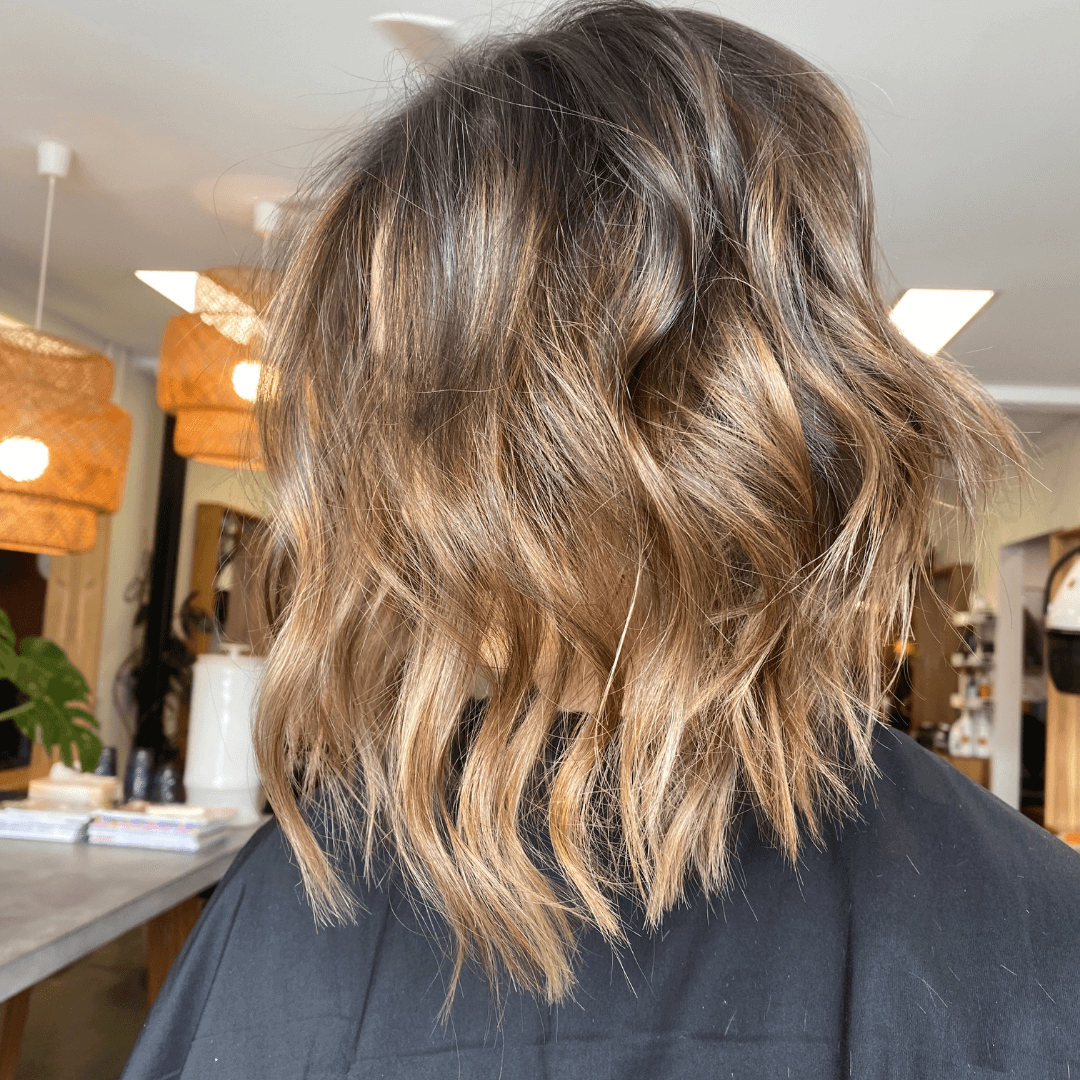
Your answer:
(184, 646), (265, 823)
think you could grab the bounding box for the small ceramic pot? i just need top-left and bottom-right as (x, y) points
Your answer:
(93, 746), (118, 777)
(124, 747), (155, 801)
(152, 762), (185, 804)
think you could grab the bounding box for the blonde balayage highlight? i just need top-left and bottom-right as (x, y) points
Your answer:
(255, 0), (1019, 1005)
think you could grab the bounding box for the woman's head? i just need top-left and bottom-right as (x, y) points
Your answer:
(257, 0), (1017, 1002)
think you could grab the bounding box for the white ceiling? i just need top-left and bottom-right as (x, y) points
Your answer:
(1, 0), (1077, 389)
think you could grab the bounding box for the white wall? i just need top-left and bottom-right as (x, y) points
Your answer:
(93, 353), (165, 755)
(92, 382), (272, 762)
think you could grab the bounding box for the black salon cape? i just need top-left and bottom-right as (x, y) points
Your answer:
(121, 730), (1080, 1079)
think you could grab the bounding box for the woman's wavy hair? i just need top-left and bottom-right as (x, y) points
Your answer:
(256, 0), (1019, 1005)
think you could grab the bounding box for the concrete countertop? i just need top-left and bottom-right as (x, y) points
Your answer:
(0, 823), (263, 1001)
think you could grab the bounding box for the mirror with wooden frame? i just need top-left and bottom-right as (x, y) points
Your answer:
(175, 503), (267, 765)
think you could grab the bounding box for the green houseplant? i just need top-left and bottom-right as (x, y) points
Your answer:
(0, 609), (102, 772)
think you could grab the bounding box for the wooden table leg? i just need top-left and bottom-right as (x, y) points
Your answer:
(0, 987), (32, 1080)
(146, 896), (203, 1006)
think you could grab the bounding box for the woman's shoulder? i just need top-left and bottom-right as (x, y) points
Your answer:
(863, 726), (1080, 897)
(814, 726), (1080, 978)
(818, 728), (1080, 1071)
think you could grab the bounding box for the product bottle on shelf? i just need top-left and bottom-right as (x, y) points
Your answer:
(949, 708), (974, 757)
(946, 604), (995, 761)
(973, 705), (992, 759)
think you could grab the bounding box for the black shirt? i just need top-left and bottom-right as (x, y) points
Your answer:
(121, 729), (1080, 1078)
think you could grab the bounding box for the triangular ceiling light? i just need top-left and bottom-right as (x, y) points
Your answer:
(135, 270), (199, 313)
(370, 12), (459, 71)
(889, 289), (994, 355)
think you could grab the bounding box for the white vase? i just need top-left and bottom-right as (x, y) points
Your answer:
(183, 646), (265, 823)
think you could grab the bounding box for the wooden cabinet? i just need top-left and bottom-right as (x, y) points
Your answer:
(909, 562), (972, 739)
(935, 752), (990, 788)
(907, 561), (992, 789)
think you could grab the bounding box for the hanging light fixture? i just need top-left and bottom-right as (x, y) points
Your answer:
(0, 142), (131, 555)
(155, 264), (273, 469)
(151, 199), (280, 470)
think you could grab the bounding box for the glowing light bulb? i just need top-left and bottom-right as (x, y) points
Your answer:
(0, 437), (50, 482)
(231, 361), (261, 402)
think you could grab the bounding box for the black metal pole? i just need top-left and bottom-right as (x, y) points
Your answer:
(133, 414), (187, 753)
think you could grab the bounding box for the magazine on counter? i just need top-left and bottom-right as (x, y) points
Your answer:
(87, 803), (238, 853)
(0, 800), (94, 843)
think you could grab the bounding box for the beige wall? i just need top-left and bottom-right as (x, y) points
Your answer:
(929, 415), (1080, 605)
(977, 415), (1080, 606)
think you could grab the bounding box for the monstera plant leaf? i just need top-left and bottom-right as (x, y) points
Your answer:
(0, 609), (102, 771)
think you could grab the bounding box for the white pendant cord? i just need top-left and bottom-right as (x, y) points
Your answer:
(33, 142), (71, 332)
(34, 173), (57, 332)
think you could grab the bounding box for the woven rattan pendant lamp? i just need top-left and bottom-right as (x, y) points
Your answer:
(0, 142), (131, 555)
(156, 264), (273, 470)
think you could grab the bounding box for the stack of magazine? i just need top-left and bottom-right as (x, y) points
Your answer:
(88, 804), (238, 853)
(0, 800), (95, 843)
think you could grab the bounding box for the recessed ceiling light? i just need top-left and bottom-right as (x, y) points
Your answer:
(135, 270), (198, 313)
(889, 289), (994, 355)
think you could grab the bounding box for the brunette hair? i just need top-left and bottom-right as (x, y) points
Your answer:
(255, 0), (1018, 1004)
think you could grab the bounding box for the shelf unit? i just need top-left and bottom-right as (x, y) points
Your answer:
(946, 608), (994, 762)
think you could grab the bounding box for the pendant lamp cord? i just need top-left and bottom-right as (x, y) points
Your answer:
(34, 173), (57, 332)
